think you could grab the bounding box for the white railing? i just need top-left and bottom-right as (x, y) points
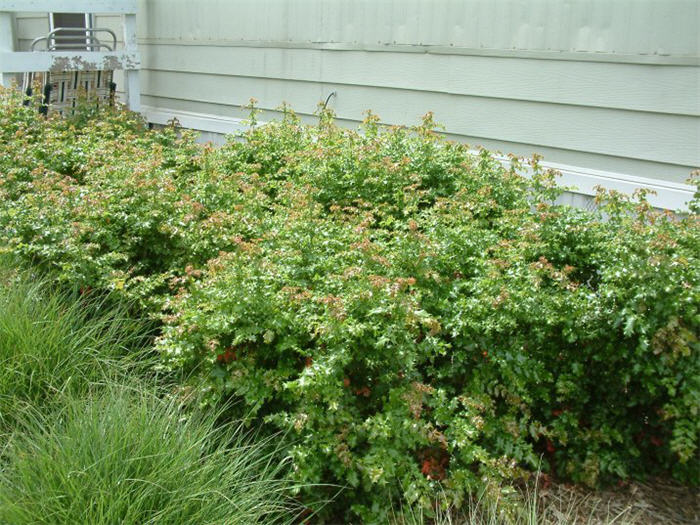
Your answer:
(0, 0), (140, 112)
(32, 27), (119, 52)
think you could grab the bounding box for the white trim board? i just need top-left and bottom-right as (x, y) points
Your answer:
(489, 155), (695, 211)
(0, 51), (140, 72)
(142, 105), (696, 211)
(0, 1), (137, 14)
(145, 105), (251, 136)
(137, 39), (700, 67)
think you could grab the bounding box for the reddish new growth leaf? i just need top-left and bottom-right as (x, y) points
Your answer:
(419, 449), (449, 481)
(546, 439), (556, 454)
(216, 348), (237, 364)
(354, 386), (371, 397)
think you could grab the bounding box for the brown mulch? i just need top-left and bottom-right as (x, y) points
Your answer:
(538, 477), (700, 524)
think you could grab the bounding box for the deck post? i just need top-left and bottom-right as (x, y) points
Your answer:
(123, 12), (140, 112)
(0, 11), (14, 87)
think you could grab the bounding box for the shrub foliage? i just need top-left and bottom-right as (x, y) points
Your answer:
(0, 89), (698, 520)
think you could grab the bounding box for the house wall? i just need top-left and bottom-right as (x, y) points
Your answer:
(14, 11), (48, 51)
(12, 0), (700, 209)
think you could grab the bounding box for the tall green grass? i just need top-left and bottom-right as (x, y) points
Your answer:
(0, 263), (146, 428)
(0, 261), (305, 524)
(0, 385), (303, 524)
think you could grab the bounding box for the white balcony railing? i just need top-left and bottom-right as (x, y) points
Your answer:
(0, 0), (140, 112)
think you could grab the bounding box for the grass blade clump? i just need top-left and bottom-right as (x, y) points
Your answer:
(0, 384), (302, 525)
(0, 263), (147, 428)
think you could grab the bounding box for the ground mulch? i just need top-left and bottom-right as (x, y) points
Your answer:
(539, 477), (699, 524)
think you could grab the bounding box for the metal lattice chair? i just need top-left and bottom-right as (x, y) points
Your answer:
(24, 27), (118, 116)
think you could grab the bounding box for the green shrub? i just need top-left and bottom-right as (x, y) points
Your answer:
(0, 90), (271, 313)
(159, 113), (700, 520)
(0, 384), (302, 524)
(0, 89), (697, 521)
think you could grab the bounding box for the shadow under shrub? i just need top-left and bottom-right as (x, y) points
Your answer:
(0, 89), (698, 521)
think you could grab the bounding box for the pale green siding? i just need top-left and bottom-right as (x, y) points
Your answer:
(134, 0), (699, 192)
(11, 0), (700, 207)
(14, 12), (48, 51)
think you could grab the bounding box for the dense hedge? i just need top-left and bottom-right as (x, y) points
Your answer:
(1, 90), (698, 521)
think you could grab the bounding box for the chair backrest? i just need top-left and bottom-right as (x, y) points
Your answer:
(41, 70), (116, 116)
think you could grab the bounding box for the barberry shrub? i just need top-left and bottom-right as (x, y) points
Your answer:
(0, 88), (698, 521)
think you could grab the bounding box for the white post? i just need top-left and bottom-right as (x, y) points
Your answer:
(0, 11), (15, 87)
(122, 12), (140, 112)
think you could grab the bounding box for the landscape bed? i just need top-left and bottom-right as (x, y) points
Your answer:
(0, 89), (698, 522)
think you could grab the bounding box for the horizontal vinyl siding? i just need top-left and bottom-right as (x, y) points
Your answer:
(139, 0), (699, 60)
(134, 0), (699, 191)
(142, 44), (699, 116)
(141, 69), (698, 172)
(140, 93), (694, 184)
